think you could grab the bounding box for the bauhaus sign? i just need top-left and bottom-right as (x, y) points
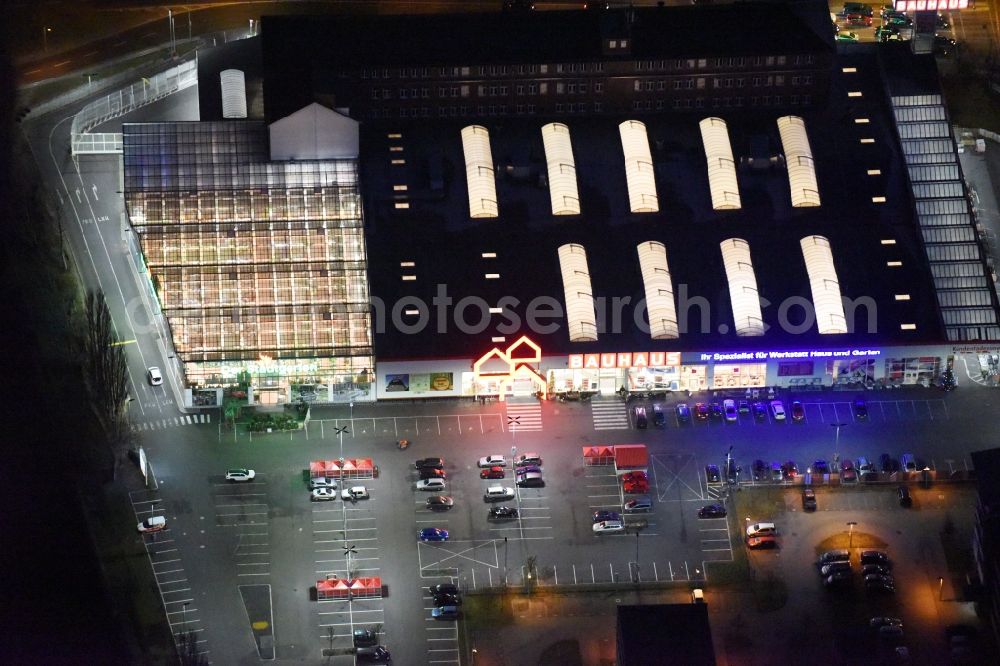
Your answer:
(568, 352), (682, 369)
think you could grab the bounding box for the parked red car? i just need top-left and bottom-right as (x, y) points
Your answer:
(624, 479), (649, 494)
(846, 12), (872, 26)
(621, 471), (648, 484)
(480, 466), (505, 480)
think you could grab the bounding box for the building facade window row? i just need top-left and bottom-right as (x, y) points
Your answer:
(356, 54), (815, 81)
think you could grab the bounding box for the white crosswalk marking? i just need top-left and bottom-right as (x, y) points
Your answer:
(591, 397), (630, 430)
(505, 401), (543, 432)
(132, 413), (213, 432)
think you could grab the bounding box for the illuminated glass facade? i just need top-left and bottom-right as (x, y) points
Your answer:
(122, 121), (373, 388)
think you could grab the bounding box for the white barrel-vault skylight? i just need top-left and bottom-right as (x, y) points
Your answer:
(619, 120), (659, 213)
(636, 241), (679, 339)
(698, 117), (741, 210)
(800, 235), (848, 334)
(777, 116), (821, 207)
(542, 123), (581, 216)
(720, 238), (765, 336)
(557, 243), (598, 342)
(460, 125), (499, 218)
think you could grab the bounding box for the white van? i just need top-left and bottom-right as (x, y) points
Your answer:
(746, 522), (777, 538)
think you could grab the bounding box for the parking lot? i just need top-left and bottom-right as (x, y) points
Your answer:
(740, 484), (982, 665)
(133, 381), (995, 663)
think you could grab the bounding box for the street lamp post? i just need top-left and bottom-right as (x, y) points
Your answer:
(180, 601), (190, 645)
(334, 426), (349, 462)
(43, 27), (52, 53)
(847, 521), (858, 549)
(938, 576), (944, 601)
(831, 423), (847, 461)
(633, 532), (640, 583)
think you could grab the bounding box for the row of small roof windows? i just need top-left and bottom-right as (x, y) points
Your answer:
(460, 116), (821, 219)
(556, 235), (847, 343)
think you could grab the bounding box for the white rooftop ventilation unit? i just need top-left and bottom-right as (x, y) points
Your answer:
(777, 116), (820, 207)
(220, 69), (248, 119)
(636, 241), (679, 339)
(557, 243), (598, 342)
(460, 125), (499, 218)
(542, 123), (581, 216)
(619, 120), (659, 213)
(720, 238), (765, 336)
(800, 235), (848, 334)
(699, 117), (741, 210)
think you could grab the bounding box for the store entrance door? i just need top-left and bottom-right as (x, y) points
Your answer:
(599, 377), (617, 395)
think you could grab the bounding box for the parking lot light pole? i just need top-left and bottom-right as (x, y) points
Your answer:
(847, 521), (857, 549)
(938, 576), (944, 601)
(633, 532), (640, 583)
(181, 601), (190, 645)
(831, 423), (847, 460)
(334, 425), (349, 462)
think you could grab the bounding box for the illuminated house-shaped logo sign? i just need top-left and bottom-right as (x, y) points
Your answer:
(472, 335), (546, 401)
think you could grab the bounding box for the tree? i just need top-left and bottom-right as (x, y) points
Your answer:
(84, 291), (133, 480)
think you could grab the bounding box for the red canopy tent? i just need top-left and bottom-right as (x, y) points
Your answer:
(583, 446), (615, 466)
(316, 578), (351, 600)
(310, 461), (327, 478)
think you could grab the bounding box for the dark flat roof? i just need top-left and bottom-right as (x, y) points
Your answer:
(260, 3), (832, 123)
(617, 603), (716, 666)
(362, 52), (945, 362)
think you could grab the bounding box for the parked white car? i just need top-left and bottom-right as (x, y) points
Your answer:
(225, 468), (255, 482)
(137, 516), (166, 533)
(311, 487), (337, 501)
(483, 486), (516, 502)
(723, 399), (738, 423)
(592, 520), (625, 534)
(342, 486), (370, 501)
(770, 400), (786, 421)
(478, 455), (506, 468)
(309, 477), (337, 490)
(417, 478), (447, 491)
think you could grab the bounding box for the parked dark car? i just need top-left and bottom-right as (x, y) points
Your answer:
(790, 400), (805, 422)
(813, 460), (830, 475)
(802, 488), (817, 511)
(488, 506), (519, 520)
(675, 403), (691, 423)
(752, 459), (768, 481)
(710, 402), (723, 420)
(824, 571), (852, 588)
(356, 646), (391, 663)
(652, 404), (666, 427)
(752, 401), (767, 421)
(697, 504), (727, 519)
(861, 550), (891, 567)
(633, 406), (648, 429)
(426, 496), (454, 510)
(863, 564), (891, 577)
(420, 467), (447, 480)
(897, 485), (913, 507)
(353, 628), (378, 647)
(433, 592), (462, 606)
(593, 510), (621, 523)
(705, 465), (721, 483)
(933, 35), (957, 56)
(429, 583), (458, 596)
(820, 561), (852, 576)
(853, 398), (868, 419)
(738, 400), (751, 414)
(880, 453), (900, 473)
(840, 460), (858, 483)
(415, 458), (445, 470)
(782, 461), (798, 480)
(865, 574), (895, 594)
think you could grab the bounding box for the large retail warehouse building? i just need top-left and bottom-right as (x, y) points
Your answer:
(122, 1), (1000, 405)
